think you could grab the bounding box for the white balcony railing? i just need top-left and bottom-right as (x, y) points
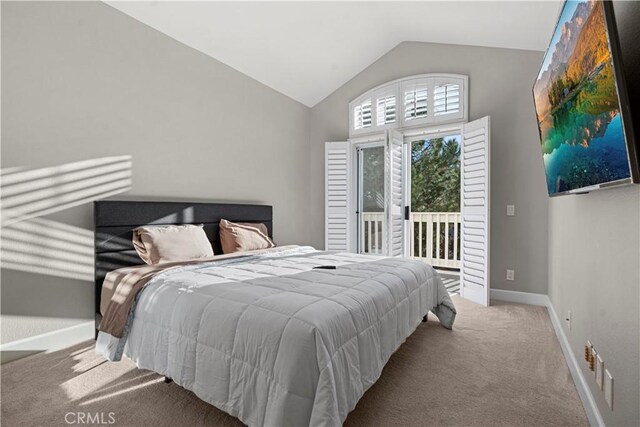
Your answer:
(361, 212), (385, 255)
(361, 212), (461, 269)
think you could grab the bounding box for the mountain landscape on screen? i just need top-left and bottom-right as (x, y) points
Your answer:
(533, 0), (631, 195)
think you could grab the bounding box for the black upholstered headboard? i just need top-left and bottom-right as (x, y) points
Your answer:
(94, 200), (273, 327)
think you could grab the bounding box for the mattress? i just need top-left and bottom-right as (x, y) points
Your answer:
(97, 246), (456, 426)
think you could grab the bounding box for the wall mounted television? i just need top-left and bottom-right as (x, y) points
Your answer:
(533, 0), (640, 196)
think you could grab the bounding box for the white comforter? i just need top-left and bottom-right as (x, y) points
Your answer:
(101, 246), (455, 426)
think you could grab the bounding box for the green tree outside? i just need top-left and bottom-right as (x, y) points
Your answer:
(360, 137), (461, 213)
(411, 136), (460, 213)
(360, 138), (461, 259)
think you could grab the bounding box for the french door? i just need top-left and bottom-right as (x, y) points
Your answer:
(356, 144), (386, 254)
(402, 118), (490, 305)
(402, 128), (463, 272)
(354, 130), (404, 256)
(325, 116), (490, 305)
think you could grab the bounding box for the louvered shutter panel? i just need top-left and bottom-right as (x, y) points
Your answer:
(354, 100), (372, 131)
(325, 142), (353, 252)
(460, 116), (491, 306)
(404, 86), (429, 121)
(385, 130), (405, 257)
(376, 95), (396, 126)
(434, 83), (460, 116)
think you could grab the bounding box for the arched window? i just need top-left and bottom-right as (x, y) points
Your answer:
(349, 74), (468, 136)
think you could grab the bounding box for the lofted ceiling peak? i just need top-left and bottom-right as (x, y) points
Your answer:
(106, 1), (562, 107)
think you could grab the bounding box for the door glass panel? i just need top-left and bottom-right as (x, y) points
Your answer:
(409, 134), (461, 293)
(359, 146), (385, 254)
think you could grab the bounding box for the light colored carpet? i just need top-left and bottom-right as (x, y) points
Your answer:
(1, 297), (588, 426)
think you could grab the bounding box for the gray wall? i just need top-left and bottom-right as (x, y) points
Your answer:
(548, 186), (640, 426)
(1, 1), (310, 352)
(310, 41), (549, 294)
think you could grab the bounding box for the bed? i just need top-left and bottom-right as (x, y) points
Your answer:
(94, 200), (456, 427)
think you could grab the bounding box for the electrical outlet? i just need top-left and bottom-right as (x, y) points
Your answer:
(604, 369), (614, 410)
(506, 269), (514, 281)
(566, 310), (571, 330)
(596, 355), (604, 389)
(506, 205), (515, 216)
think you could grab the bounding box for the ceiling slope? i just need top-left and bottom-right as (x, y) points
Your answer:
(106, 1), (562, 107)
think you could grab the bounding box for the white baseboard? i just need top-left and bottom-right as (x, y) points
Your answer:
(0, 321), (94, 353)
(490, 288), (550, 306)
(546, 302), (605, 427)
(491, 289), (604, 427)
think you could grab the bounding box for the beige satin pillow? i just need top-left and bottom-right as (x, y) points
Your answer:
(219, 219), (275, 254)
(133, 224), (214, 265)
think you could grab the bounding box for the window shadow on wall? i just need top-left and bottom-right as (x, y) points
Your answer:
(1, 156), (132, 226)
(0, 156), (133, 321)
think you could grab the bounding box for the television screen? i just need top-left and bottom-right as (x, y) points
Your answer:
(533, 0), (634, 195)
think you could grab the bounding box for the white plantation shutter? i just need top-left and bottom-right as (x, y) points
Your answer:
(404, 86), (429, 121)
(460, 116), (491, 306)
(353, 99), (372, 131)
(434, 83), (460, 116)
(376, 95), (396, 126)
(349, 74), (468, 137)
(325, 142), (353, 251)
(385, 130), (405, 257)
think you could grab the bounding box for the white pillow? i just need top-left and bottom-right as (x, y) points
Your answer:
(133, 224), (213, 265)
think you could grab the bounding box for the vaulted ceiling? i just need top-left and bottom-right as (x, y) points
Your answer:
(106, 1), (562, 107)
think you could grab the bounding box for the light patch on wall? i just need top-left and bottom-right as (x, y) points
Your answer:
(1, 156), (132, 226)
(0, 156), (133, 281)
(1, 217), (94, 281)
